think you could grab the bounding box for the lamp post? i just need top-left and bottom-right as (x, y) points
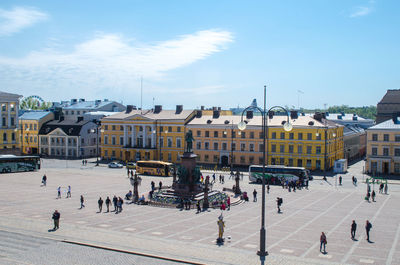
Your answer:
(91, 122), (104, 166)
(237, 85), (292, 264)
(223, 121), (235, 172)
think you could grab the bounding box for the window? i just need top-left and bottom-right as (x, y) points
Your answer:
(372, 147), (377, 156)
(396, 135), (400, 142)
(214, 131), (218, 137)
(2, 117), (5, 126)
(316, 160), (321, 169)
(197, 130), (201, 137)
(279, 132), (284, 139)
(249, 156), (254, 164)
(34, 124), (37, 130)
(289, 133), (294, 139)
(307, 133), (312, 140)
(222, 131), (227, 138)
(272, 132), (276, 139)
(306, 159), (312, 168)
(280, 145), (285, 153)
(289, 145), (294, 153)
(112, 125), (116, 130)
(259, 144), (264, 152)
(395, 148), (400, 156)
(168, 126), (172, 132)
(29, 124), (32, 130)
(232, 131), (236, 138)
(383, 148), (389, 156)
(205, 142), (209, 150)
(120, 137), (124, 146)
(297, 159), (303, 167)
(280, 158), (285, 165)
(271, 144), (276, 152)
(1, 104), (5, 111)
(176, 138), (181, 148)
(213, 155), (218, 163)
(249, 144), (254, 152)
(214, 142), (218, 150)
(316, 146), (321, 154)
(77, 111), (80, 115)
(3, 133), (7, 141)
(168, 153), (172, 161)
(259, 132), (264, 139)
(384, 134), (389, 141)
(81, 138), (85, 144)
(120, 126), (123, 131)
(205, 131), (210, 137)
(205, 155), (209, 162)
(112, 136), (116, 145)
(196, 142), (201, 149)
(258, 156), (264, 164)
(241, 132), (246, 138)
(372, 134), (378, 141)
(298, 145), (303, 154)
(241, 143), (246, 151)
(307, 146), (312, 154)
(250, 132), (254, 139)
(177, 127), (181, 132)
(222, 143), (227, 150)
(167, 138), (172, 147)
(232, 143), (236, 151)
(371, 162), (377, 172)
(271, 158), (276, 165)
(160, 138), (164, 147)
(159, 126), (163, 132)
(104, 136), (108, 145)
(71, 111), (74, 115)
(395, 163), (400, 173)
(105, 125), (108, 130)
(288, 158), (293, 166)
(11, 133), (15, 141)
(298, 133), (303, 140)
(240, 156), (245, 163)
(10, 117), (14, 126)
(316, 133), (321, 140)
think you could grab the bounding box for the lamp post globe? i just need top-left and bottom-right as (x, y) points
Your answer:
(283, 121), (293, 132)
(238, 121), (247, 131)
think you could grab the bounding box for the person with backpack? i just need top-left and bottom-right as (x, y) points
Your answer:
(366, 220), (372, 242)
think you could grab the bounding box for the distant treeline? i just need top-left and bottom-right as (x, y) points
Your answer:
(299, 105), (377, 120)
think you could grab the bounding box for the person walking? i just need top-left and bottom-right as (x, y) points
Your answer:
(277, 197), (282, 213)
(227, 196), (231, 210)
(80, 195), (85, 209)
(212, 174), (216, 183)
(159, 181), (162, 191)
(66, 185), (71, 198)
(365, 191), (370, 202)
(384, 183), (388, 194)
(253, 189), (257, 202)
(196, 201), (201, 213)
(57, 187), (61, 199)
(351, 220), (357, 240)
(267, 185), (270, 194)
(320, 232), (327, 253)
(42, 175), (47, 186)
(379, 183), (384, 193)
(371, 190), (376, 202)
(105, 196), (111, 212)
(365, 220), (372, 241)
(339, 176), (342, 185)
(113, 195), (118, 212)
(98, 197), (103, 213)
(52, 210), (60, 230)
(151, 181), (155, 192)
(221, 175), (224, 184)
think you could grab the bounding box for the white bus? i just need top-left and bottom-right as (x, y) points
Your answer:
(249, 165), (311, 185)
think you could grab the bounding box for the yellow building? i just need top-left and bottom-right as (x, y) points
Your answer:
(101, 105), (196, 163)
(0, 91), (22, 153)
(186, 111), (344, 171)
(19, 111), (54, 154)
(366, 117), (400, 174)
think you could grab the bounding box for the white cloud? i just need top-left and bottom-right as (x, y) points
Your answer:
(0, 30), (233, 99)
(0, 6), (48, 36)
(349, 6), (372, 17)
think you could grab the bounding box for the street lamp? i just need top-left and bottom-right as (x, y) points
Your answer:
(238, 85), (292, 264)
(91, 123), (104, 166)
(223, 121), (235, 172)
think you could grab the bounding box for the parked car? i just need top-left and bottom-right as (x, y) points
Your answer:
(126, 162), (136, 169)
(108, 162), (123, 168)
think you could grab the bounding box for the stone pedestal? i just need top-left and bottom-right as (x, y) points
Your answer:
(173, 152), (202, 194)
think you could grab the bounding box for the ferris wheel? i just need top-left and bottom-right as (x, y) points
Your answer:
(20, 95), (46, 109)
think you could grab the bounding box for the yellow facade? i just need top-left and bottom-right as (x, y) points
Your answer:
(366, 121), (400, 174)
(100, 107), (195, 163)
(19, 112), (54, 154)
(0, 94), (21, 151)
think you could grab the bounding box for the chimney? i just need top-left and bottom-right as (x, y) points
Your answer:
(212, 106), (217, 111)
(218, 107), (221, 111)
(268, 110), (275, 119)
(77, 116), (83, 122)
(313, 112), (323, 122)
(290, 110), (298, 119)
(104, 99), (109, 102)
(338, 115), (343, 120)
(126, 105), (133, 113)
(154, 105), (162, 114)
(246, 110), (253, 119)
(201, 106), (205, 110)
(79, 98), (85, 102)
(212, 110), (220, 119)
(176, 105), (183, 114)
(71, 99), (77, 104)
(196, 110), (202, 118)
(352, 116), (358, 121)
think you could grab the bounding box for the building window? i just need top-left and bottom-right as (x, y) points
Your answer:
(259, 144), (264, 152)
(112, 125), (116, 130)
(288, 158), (293, 166)
(2, 117), (5, 127)
(120, 137), (124, 146)
(240, 143), (245, 151)
(1, 104), (5, 111)
(316, 160), (321, 169)
(11, 133), (15, 141)
(214, 131), (218, 138)
(104, 125), (108, 130)
(177, 127), (181, 132)
(222, 143), (227, 150)
(214, 142), (218, 150)
(112, 136), (116, 145)
(258, 156), (264, 164)
(241, 132), (246, 138)
(249, 143), (254, 152)
(176, 138), (181, 148)
(197, 130), (201, 137)
(168, 153), (172, 161)
(10, 117), (14, 126)
(384, 134), (389, 142)
(249, 156), (254, 164)
(298, 133), (303, 140)
(111, 150), (116, 157)
(205, 131), (209, 137)
(272, 132), (276, 139)
(205, 142), (209, 150)
(307, 146), (312, 154)
(168, 127), (172, 132)
(395, 149), (400, 157)
(372, 134), (378, 141)
(289, 145), (294, 153)
(298, 145), (303, 154)
(307, 133), (312, 140)
(232, 131), (236, 138)
(395, 135), (400, 142)
(383, 148), (389, 156)
(213, 155), (218, 163)
(205, 155), (209, 162)
(159, 126), (163, 132)
(77, 111), (80, 115)
(395, 163), (400, 173)
(222, 131), (227, 138)
(271, 144), (276, 153)
(104, 136), (108, 145)
(297, 159), (303, 167)
(372, 147), (377, 156)
(306, 159), (312, 168)
(371, 162), (377, 172)
(289, 133), (294, 140)
(3, 133), (7, 141)
(259, 132), (264, 139)
(34, 124), (37, 130)
(232, 143), (236, 151)
(250, 132), (254, 139)
(280, 158), (285, 165)
(280, 132), (285, 139)
(119, 126), (123, 131)
(280, 145), (285, 153)
(71, 111), (74, 115)
(196, 142), (201, 149)
(167, 138), (172, 147)
(316, 133), (321, 140)
(160, 138), (164, 147)
(316, 146), (321, 154)
(271, 158), (276, 165)
(240, 156), (245, 164)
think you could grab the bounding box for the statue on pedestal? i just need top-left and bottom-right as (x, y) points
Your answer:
(217, 214), (225, 244)
(185, 130), (194, 153)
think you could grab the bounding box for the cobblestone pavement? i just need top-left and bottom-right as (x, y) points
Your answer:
(0, 158), (399, 265)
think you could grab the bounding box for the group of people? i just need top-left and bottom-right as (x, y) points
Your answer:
(96, 196), (124, 213)
(379, 182), (389, 194)
(81, 159), (88, 166)
(320, 220), (373, 253)
(56, 185), (71, 199)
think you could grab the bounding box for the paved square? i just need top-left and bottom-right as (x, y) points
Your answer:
(0, 158), (399, 265)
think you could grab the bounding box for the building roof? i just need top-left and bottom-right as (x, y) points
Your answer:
(39, 119), (91, 136)
(62, 100), (118, 110)
(343, 125), (365, 136)
(305, 112), (372, 122)
(368, 118), (400, 130)
(187, 114), (337, 128)
(378, 89), (400, 104)
(19, 111), (52, 120)
(0, 91), (22, 101)
(103, 109), (195, 121)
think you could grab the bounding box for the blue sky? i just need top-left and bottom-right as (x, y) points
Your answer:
(0, 0), (398, 110)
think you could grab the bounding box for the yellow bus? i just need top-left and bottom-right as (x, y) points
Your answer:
(136, 161), (174, 177)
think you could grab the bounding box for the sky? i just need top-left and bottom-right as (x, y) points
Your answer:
(0, 0), (399, 110)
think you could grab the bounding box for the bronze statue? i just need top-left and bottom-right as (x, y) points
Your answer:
(185, 130), (195, 153)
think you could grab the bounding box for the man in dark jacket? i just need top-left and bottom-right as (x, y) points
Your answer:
(52, 210), (60, 230)
(366, 220), (372, 242)
(351, 220), (357, 240)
